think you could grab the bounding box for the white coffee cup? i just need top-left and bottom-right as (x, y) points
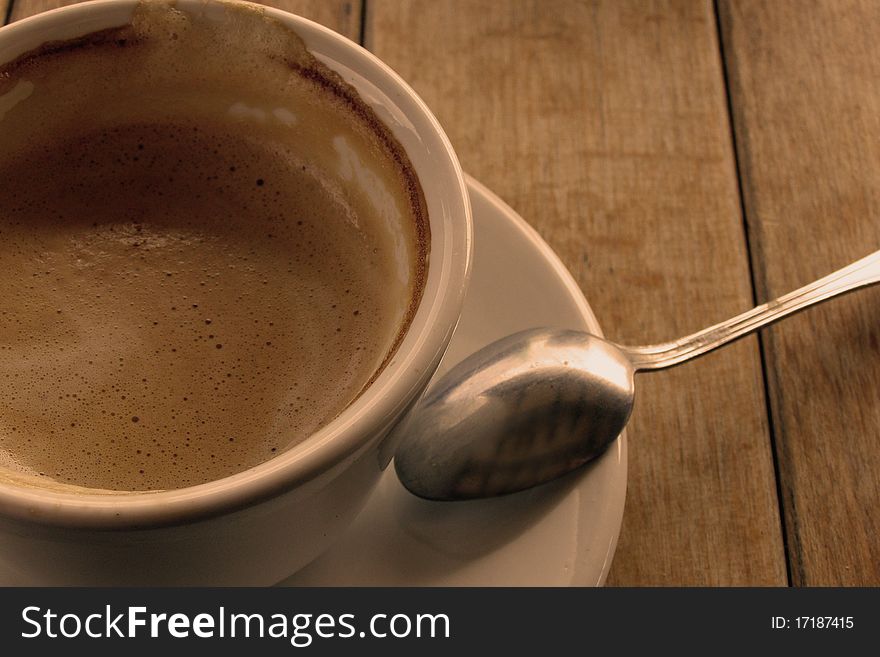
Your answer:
(0, 0), (471, 585)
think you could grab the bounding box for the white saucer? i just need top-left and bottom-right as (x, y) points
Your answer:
(281, 176), (627, 587)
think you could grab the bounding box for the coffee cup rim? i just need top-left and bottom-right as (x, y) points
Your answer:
(0, 0), (473, 528)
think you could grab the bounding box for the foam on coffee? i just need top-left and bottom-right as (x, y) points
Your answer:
(0, 1), (428, 491)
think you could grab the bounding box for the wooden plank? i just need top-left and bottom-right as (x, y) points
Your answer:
(9, 0), (361, 39)
(368, 0), (786, 585)
(719, 0), (880, 585)
(265, 0), (361, 40)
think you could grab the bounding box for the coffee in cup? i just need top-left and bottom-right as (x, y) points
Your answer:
(0, 1), (429, 491)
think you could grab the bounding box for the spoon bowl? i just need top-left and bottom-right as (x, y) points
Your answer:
(394, 329), (634, 500)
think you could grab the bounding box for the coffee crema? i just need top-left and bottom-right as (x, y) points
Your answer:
(0, 1), (428, 491)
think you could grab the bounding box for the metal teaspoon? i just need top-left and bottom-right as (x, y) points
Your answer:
(393, 249), (880, 500)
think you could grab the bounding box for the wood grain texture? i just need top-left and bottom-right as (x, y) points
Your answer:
(9, 0), (361, 38)
(720, 0), (880, 585)
(264, 0), (361, 39)
(367, 0), (786, 585)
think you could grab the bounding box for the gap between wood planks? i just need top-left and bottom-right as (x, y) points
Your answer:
(712, 0), (792, 588)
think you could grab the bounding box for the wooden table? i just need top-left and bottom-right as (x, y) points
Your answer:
(5, 0), (879, 586)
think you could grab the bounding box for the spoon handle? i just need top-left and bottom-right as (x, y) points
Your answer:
(619, 249), (880, 371)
